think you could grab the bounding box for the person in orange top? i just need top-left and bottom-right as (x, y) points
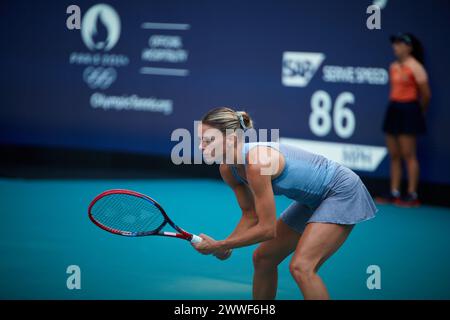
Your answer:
(377, 33), (431, 207)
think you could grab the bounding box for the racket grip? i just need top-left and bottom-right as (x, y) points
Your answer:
(190, 234), (203, 243)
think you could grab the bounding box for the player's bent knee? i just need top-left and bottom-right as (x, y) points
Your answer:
(289, 260), (315, 282)
(253, 248), (278, 269)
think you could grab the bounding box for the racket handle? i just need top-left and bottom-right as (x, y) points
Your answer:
(190, 234), (203, 243)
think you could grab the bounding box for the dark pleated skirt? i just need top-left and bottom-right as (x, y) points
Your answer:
(382, 101), (426, 135)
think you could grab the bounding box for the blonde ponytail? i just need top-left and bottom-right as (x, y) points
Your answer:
(202, 107), (254, 132)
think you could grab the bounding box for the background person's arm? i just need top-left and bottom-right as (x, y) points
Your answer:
(418, 82), (431, 113)
(412, 61), (431, 113)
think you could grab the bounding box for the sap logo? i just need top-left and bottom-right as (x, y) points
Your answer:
(282, 52), (325, 87)
(81, 4), (121, 51)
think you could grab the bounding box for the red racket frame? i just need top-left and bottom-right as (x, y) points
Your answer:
(88, 189), (195, 241)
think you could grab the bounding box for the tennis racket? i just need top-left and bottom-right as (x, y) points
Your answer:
(88, 189), (202, 243)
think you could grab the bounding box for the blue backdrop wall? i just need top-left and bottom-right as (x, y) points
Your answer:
(1, 0), (450, 184)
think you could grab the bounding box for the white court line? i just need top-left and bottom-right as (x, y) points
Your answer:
(141, 22), (190, 30)
(140, 67), (189, 77)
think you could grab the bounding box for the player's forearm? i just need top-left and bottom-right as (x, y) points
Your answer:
(227, 213), (258, 239)
(218, 223), (275, 250)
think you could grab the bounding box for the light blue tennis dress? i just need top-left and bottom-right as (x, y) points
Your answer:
(229, 142), (378, 233)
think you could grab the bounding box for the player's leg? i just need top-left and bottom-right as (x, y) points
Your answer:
(289, 222), (353, 300)
(252, 219), (301, 299)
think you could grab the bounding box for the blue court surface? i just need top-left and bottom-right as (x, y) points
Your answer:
(1, 177), (450, 300)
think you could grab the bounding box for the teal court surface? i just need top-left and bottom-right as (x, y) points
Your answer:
(1, 177), (450, 299)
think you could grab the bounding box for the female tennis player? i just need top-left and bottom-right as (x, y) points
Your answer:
(192, 107), (378, 300)
(377, 32), (431, 207)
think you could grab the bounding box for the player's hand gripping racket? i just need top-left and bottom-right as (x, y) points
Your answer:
(88, 189), (202, 243)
